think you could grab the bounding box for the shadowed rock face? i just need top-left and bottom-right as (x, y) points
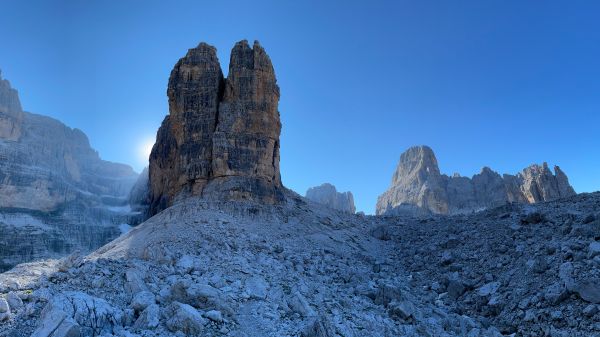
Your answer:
(305, 183), (356, 213)
(149, 40), (283, 215)
(377, 145), (576, 215)
(0, 71), (139, 271)
(0, 70), (23, 141)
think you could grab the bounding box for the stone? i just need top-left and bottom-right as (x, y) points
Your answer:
(0, 298), (9, 313)
(588, 241), (600, 258)
(559, 262), (576, 291)
(204, 309), (223, 322)
(583, 213), (596, 224)
(389, 300), (416, 321)
(528, 257), (548, 274)
(245, 276), (269, 300)
(305, 183), (356, 213)
(7, 291), (23, 311)
(376, 146), (576, 215)
(373, 284), (402, 307)
(149, 40), (283, 215)
(42, 291), (122, 336)
(477, 282), (500, 297)
(575, 280), (600, 304)
(301, 317), (336, 337)
(447, 279), (466, 299)
(583, 304), (598, 317)
(176, 255), (195, 273)
(131, 291), (156, 312)
(544, 283), (569, 305)
(133, 303), (160, 330)
(288, 291), (316, 317)
(164, 302), (206, 335)
(31, 307), (80, 337)
(521, 212), (546, 225)
(169, 280), (233, 316)
(125, 268), (148, 296)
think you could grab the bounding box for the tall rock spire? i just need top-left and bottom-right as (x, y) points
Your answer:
(149, 40), (283, 215)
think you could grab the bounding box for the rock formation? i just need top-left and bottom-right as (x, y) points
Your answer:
(305, 183), (356, 213)
(0, 70), (23, 141)
(377, 145), (576, 215)
(0, 71), (139, 271)
(149, 40), (283, 215)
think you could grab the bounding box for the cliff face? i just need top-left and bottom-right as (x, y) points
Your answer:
(305, 183), (356, 213)
(149, 40), (283, 215)
(0, 70), (23, 140)
(376, 146), (576, 215)
(0, 71), (139, 271)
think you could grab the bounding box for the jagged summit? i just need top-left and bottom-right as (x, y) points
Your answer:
(149, 40), (283, 215)
(305, 183), (356, 213)
(0, 70), (24, 141)
(377, 145), (576, 215)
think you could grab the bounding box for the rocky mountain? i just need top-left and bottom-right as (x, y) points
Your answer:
(2, 41), (599, 337)
(0, 70), (139, 271)
(377, 145), (576, 215)
(305, 183), (356, 213)
(149, 40), (283, 215)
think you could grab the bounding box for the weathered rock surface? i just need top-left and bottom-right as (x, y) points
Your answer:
(0, 70), (23, 141)
(128, 166), (150, 222)
(3, 192), (600, 336)
(0, 71), (139, 271)
(377, 145), (576, 215)
(305, 183), (356, 213)
(149, 40), (283, 215)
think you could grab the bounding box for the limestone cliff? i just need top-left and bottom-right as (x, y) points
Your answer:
(149, 40), (283, 215)
(305, 183), (356, 213)
(0, 71), (139, 271)
(0, 70), (23, 141)
(377, 146), (576, 215)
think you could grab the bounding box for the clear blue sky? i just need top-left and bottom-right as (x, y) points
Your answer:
(1, 0), (599, 214)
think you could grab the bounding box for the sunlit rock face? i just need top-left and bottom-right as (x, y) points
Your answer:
(376, 145), (576, 215)
(0, 71), (139, 271)
(306, 183), (356, 213)
(149, 40), (283, 215)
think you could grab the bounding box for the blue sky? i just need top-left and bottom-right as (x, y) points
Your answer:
(1, 0), (598, 214)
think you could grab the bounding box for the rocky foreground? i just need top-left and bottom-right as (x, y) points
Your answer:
(0, 191), (598, 336)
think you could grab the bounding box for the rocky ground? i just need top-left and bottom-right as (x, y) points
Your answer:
(0, 191), (599, 336)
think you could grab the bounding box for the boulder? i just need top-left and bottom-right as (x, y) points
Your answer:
(31, 307), (80, 337)
(131, 291), (156, 313)
(575, 280), (600, 304)
(132, 304), (160, 330)
(164, 302), (206, 335)
(7, 291), (23, 311)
